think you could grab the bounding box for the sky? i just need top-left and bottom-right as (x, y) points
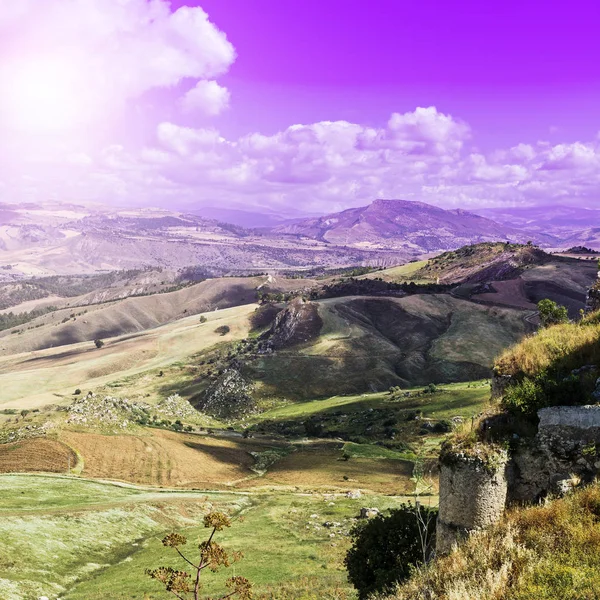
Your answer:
(0, 0), (599, 215)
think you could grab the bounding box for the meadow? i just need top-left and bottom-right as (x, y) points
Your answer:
(0, 475), (408, 600)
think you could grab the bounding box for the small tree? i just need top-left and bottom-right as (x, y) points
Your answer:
(94, 338), (105, 349)
(199, 315), (208, 324)
(537, 299), (569, 328)
(146, 512), (252, 600)
(214, 325), (230, 336)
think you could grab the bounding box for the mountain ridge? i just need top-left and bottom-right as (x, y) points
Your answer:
(271, 198), (556, 250)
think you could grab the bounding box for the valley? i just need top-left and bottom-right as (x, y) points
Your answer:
(0, 208), (598, 599)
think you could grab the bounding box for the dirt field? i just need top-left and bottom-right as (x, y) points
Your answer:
(0, 438), (76, 474)
(472, 279), (537, 309)
(244, 442), (416, 495)
(60, 429), (274, 488)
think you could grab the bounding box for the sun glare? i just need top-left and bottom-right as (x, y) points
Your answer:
(3, 57), (88, 134)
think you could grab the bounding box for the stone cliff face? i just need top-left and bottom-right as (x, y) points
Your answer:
(437, 405), (600, 554)
(436, 446), (509, 554)
(263, 298), (323, 349)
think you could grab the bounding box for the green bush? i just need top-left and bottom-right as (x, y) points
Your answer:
(503, 372), (592, 417)
(537, 299), (569, 328)
(345, 504), (437, 600)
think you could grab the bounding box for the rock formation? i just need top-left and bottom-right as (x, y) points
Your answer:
(437, 405), (600, 554)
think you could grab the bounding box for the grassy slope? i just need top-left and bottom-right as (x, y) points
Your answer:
(388, 482), (600, 600)
(0, 475), (405, 600)
(0, 303), (255, 409)
(494, 311), (600, 379)
(246, 295), (529, 400)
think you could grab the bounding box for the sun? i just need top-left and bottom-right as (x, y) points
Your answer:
(2, 56), (89, 134)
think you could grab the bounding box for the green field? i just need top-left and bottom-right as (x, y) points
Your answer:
(0, 475), (408, 600)
(359, 260), (431, 283)
(250, 382), (489, 423)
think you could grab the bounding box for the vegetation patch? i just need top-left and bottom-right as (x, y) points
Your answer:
(387, 482), (600, 600)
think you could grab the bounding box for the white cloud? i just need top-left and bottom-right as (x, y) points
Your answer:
(180, 80), (231, 115)
(0, 0), (235, 133)
(157, 123), (223, 156)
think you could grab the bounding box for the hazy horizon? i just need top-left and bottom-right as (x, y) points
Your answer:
(1, 1), (599, 214)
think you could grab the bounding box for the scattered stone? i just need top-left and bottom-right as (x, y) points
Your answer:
(359, 507), (380, 519)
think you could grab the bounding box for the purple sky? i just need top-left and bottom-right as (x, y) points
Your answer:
(0, 0), (599, 214)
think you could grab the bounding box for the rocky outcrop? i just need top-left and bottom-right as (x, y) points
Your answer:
(586, 281), (600, 313)
(509, 405), (600, 502)
(263, 298), (323, 349)
(437, 405), (600, 555)
(436, 445), (509, 554)
(196, 367), (256, 419)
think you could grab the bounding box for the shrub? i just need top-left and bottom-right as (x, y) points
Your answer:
(199, 315), (208, 323)
(345, 504), (437, 599)
(215, 325), (230, 336)
(502, 372), (591, 417)
(94, 339), (105, 349)
(73, 389), (82, 395)
(537, 299), (569, 328)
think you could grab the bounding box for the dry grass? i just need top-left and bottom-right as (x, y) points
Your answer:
(60, 429), (272, 488)
(494, 317), (600, 378)
(387, 483), (600, 600)
(243, 442), (416, 495)
(0, 438), (76, 474)
(0, 302), (255, 409)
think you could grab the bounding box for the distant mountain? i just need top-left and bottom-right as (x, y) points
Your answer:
(191, 206), (317, 228)
(191, 207), (288, 228)
(475, 205), (600, 233)
(271, 199), (555, 251)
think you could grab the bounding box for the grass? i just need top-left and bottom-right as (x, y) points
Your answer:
(0, 474), (144, 511)
(387, 482), (600, 600)
(0, 474), (407, 600)
(248, 383), (490, 457)
(0, 303), (256, 410)
(494, 315), (600, 379)
(360, 261), (431, 283)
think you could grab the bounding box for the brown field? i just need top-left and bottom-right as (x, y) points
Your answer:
(472, 278), (537, 310)
(244, 442), (416, 495)
(6, 430), (422, 494)
(59, 429), (275, 488)
(0, 438), (76, 474)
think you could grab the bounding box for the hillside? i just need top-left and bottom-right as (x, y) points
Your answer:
(368, 243), (596, 317)
(272, 199), (554, 250)
(0, 274), (317, 355)
(387, 482), (600, 599)
(241, 295), (531, 401)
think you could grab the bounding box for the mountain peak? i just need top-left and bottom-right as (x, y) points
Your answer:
(273, 198), (554, 251)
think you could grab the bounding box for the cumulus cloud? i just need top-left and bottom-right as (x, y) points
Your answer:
(180, 80), (231, 115)
(0, 0), (235, 132)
